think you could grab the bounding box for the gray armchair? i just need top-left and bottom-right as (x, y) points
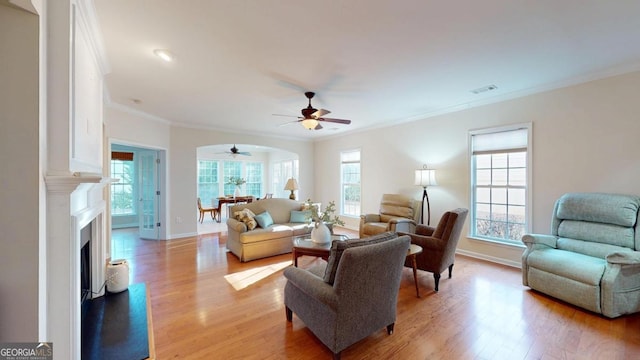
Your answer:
(359, 194), (420, 238)
(284, 233), (410, 359)
(522, 193), (640, 318)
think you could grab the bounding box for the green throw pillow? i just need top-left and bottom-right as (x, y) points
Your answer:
(290, 210), (311, 223)
(323, 231), (398, 285)
(254, 211), (274, 228)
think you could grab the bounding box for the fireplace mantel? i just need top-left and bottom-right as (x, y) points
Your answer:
(44, 174), (114, 359)
(44, 173), (111, 191)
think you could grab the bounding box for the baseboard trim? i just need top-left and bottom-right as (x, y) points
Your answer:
(456, 249), (522, 269)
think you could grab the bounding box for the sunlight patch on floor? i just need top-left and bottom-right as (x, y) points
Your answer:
(224, 260), (292, 290)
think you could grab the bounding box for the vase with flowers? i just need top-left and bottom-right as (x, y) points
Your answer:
(227, 177), (246, 198)
(304, 199), (345, 244)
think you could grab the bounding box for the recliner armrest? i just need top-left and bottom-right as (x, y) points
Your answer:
(360, 214), (381, 223)
(388, 218), (416, 225)
(283, 267), (338, 309)
(606, 251), (640, 265)
(522, 234), (558, 249)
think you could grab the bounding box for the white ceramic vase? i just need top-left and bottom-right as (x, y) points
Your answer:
(311, 222), (331, 244)
(234, 186), (241, 198)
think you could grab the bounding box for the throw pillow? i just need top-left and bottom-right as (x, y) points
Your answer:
(290, 210), (311, 223)
(234, 208), (257, 231)
(323, 231), (398, 285)
(254, 211), (274, 228)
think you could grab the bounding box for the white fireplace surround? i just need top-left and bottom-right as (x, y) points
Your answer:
(45, 174), (111, 359)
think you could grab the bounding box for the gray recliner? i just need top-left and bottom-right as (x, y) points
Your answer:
(284, 233), (410, 359)
(522, 192), (640, 318)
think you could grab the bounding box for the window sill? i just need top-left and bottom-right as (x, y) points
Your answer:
(468, 236), (526, 249)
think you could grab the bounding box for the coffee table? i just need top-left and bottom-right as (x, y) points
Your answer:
(293, 236), (423, 297)
(292, 234), (349, 267)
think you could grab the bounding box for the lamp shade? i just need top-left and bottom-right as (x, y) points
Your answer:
(414, 169), (437, 187)
(284, 178), (299, 191)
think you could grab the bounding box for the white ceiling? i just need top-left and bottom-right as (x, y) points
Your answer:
(93, 0), (640, 140)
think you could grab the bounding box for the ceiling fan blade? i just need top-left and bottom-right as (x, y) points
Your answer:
(272, 113), (299, 118)
(238, 152), (252, 156)
(314, 123), (323, 130)
(311, 109), (331, 118)
(279, 119), (302, 127)
(318, 117), (351, 124)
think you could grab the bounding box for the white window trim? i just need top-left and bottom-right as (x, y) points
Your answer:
(468, 122), (533, 244)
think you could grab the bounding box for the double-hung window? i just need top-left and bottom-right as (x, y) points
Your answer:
(111, 154), (136, 215)
(245, 162), (263, 198)
(197, 160), (219, 204)
(341, 150), (361, 216)
(470, 124), (531, 244)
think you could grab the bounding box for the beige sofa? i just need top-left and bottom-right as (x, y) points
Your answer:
(226, 198), (313, 262)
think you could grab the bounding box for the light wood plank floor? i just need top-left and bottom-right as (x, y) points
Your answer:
(112, 228), (640, 359)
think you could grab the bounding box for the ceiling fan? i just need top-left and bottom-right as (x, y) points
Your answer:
(275, 92), (352, 130)
(220, 144), (251, 157)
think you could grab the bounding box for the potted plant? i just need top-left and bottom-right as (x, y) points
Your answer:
(227, 177), (246, 198)
(304, 199), (345, 243)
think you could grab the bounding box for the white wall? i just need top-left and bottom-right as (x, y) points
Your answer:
(168, 126), (313, 238)
(106, 110), (314, 239)
(0, 2), (39, 341)
(315, 71), (640, 266)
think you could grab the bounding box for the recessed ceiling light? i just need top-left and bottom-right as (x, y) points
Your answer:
(470, 84), (498, 94)
(153, 49), (174, 62)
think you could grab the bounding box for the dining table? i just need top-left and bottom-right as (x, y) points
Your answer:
(215, 196), (254, 222)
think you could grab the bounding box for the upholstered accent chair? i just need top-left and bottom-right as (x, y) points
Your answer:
(359, 194), (420, 238)
(522, 193), (640, 318)
(398, 208), (468, 291)
(284, 233), (410, 359)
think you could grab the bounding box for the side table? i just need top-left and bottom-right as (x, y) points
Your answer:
(407, 244), (423, 298)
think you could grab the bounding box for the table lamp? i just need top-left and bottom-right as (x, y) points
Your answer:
(284, 178), (299, 200)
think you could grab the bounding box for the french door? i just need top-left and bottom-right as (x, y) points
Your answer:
(138, 150), (160, 239)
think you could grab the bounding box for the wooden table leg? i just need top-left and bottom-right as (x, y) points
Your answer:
(293, 249), (298, 267)
(411, 255), (420, 298)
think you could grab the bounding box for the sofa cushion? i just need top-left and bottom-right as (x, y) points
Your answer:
(556, 192), (640, 228)
(558, 220), (635, 249)
(290, 210), (311, 223)
(234, 208), (257, 230)
(527, 248), (606, 286)
(323, 231), (398, 285)
(255, 211), (274, 228)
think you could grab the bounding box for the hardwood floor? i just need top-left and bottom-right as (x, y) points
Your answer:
(112, 228), (640, 359)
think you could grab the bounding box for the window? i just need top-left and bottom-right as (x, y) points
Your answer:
(273, 160), (299, 198)
(111, 159), (136, 215)
(198, 159), (264, 201)
(197, 160), (219, 204)
(341, 150), (361, 216)
(245, 162), (263, 198)
(222, 161), (242, 195)
(470, 124), (531, 244)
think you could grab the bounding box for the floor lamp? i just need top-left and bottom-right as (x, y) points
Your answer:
(415, 166), (437, 225)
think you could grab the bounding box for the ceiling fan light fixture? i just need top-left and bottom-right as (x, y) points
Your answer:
(301, 118), (319, 130)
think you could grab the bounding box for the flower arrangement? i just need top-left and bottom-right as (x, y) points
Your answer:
(304, 199), (345, 228)
(226, 177), (246, 186)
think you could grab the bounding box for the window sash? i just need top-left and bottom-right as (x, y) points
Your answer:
(470, 124), (531, 244)
(341, 150), (361, 216)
